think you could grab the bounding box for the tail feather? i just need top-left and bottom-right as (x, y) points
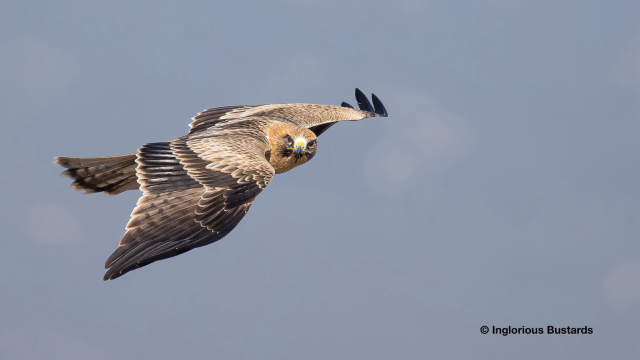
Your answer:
(55, 153), (139, 195)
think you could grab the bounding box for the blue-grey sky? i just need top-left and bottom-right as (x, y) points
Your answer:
(1, 1), (638, 359)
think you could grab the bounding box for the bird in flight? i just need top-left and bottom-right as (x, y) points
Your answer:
(56, 88), (388, 280)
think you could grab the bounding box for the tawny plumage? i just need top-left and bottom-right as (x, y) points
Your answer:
(56, 88), (388, 280)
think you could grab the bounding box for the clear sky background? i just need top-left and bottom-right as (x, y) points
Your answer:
(1, 1), (638, 359)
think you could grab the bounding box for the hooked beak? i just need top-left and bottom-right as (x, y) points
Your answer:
(295, 141), (304, 158)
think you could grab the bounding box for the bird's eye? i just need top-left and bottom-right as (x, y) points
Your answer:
(307, 139), (317, 149)
(284, 135), (293, 147)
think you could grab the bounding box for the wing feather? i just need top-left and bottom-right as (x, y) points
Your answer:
(188, 89), (387, 137)
(103, 133), (275, 280)
(189, 105), (259, 134)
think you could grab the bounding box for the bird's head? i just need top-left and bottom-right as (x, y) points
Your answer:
(266, 124), (317, 174)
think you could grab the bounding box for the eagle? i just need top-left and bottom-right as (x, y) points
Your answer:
(56, 88), (388, 280)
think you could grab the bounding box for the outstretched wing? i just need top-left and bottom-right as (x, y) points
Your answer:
(188, 88), (388, 137)
(103, 132), (274, 280)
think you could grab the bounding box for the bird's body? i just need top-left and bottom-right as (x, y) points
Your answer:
(56, 89), (387, 280)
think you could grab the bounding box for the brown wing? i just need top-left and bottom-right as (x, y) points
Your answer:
(103, 132), (274, 280)
(188, 88), (388, 137)
(189, 105), (259, 134)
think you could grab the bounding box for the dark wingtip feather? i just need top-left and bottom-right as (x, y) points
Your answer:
(355, 88), (374, 113)
(371, 93), (388, 117)
(341, 102), (354, 109)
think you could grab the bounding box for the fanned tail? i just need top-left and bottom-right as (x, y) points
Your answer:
(55, 153), (139, 195)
